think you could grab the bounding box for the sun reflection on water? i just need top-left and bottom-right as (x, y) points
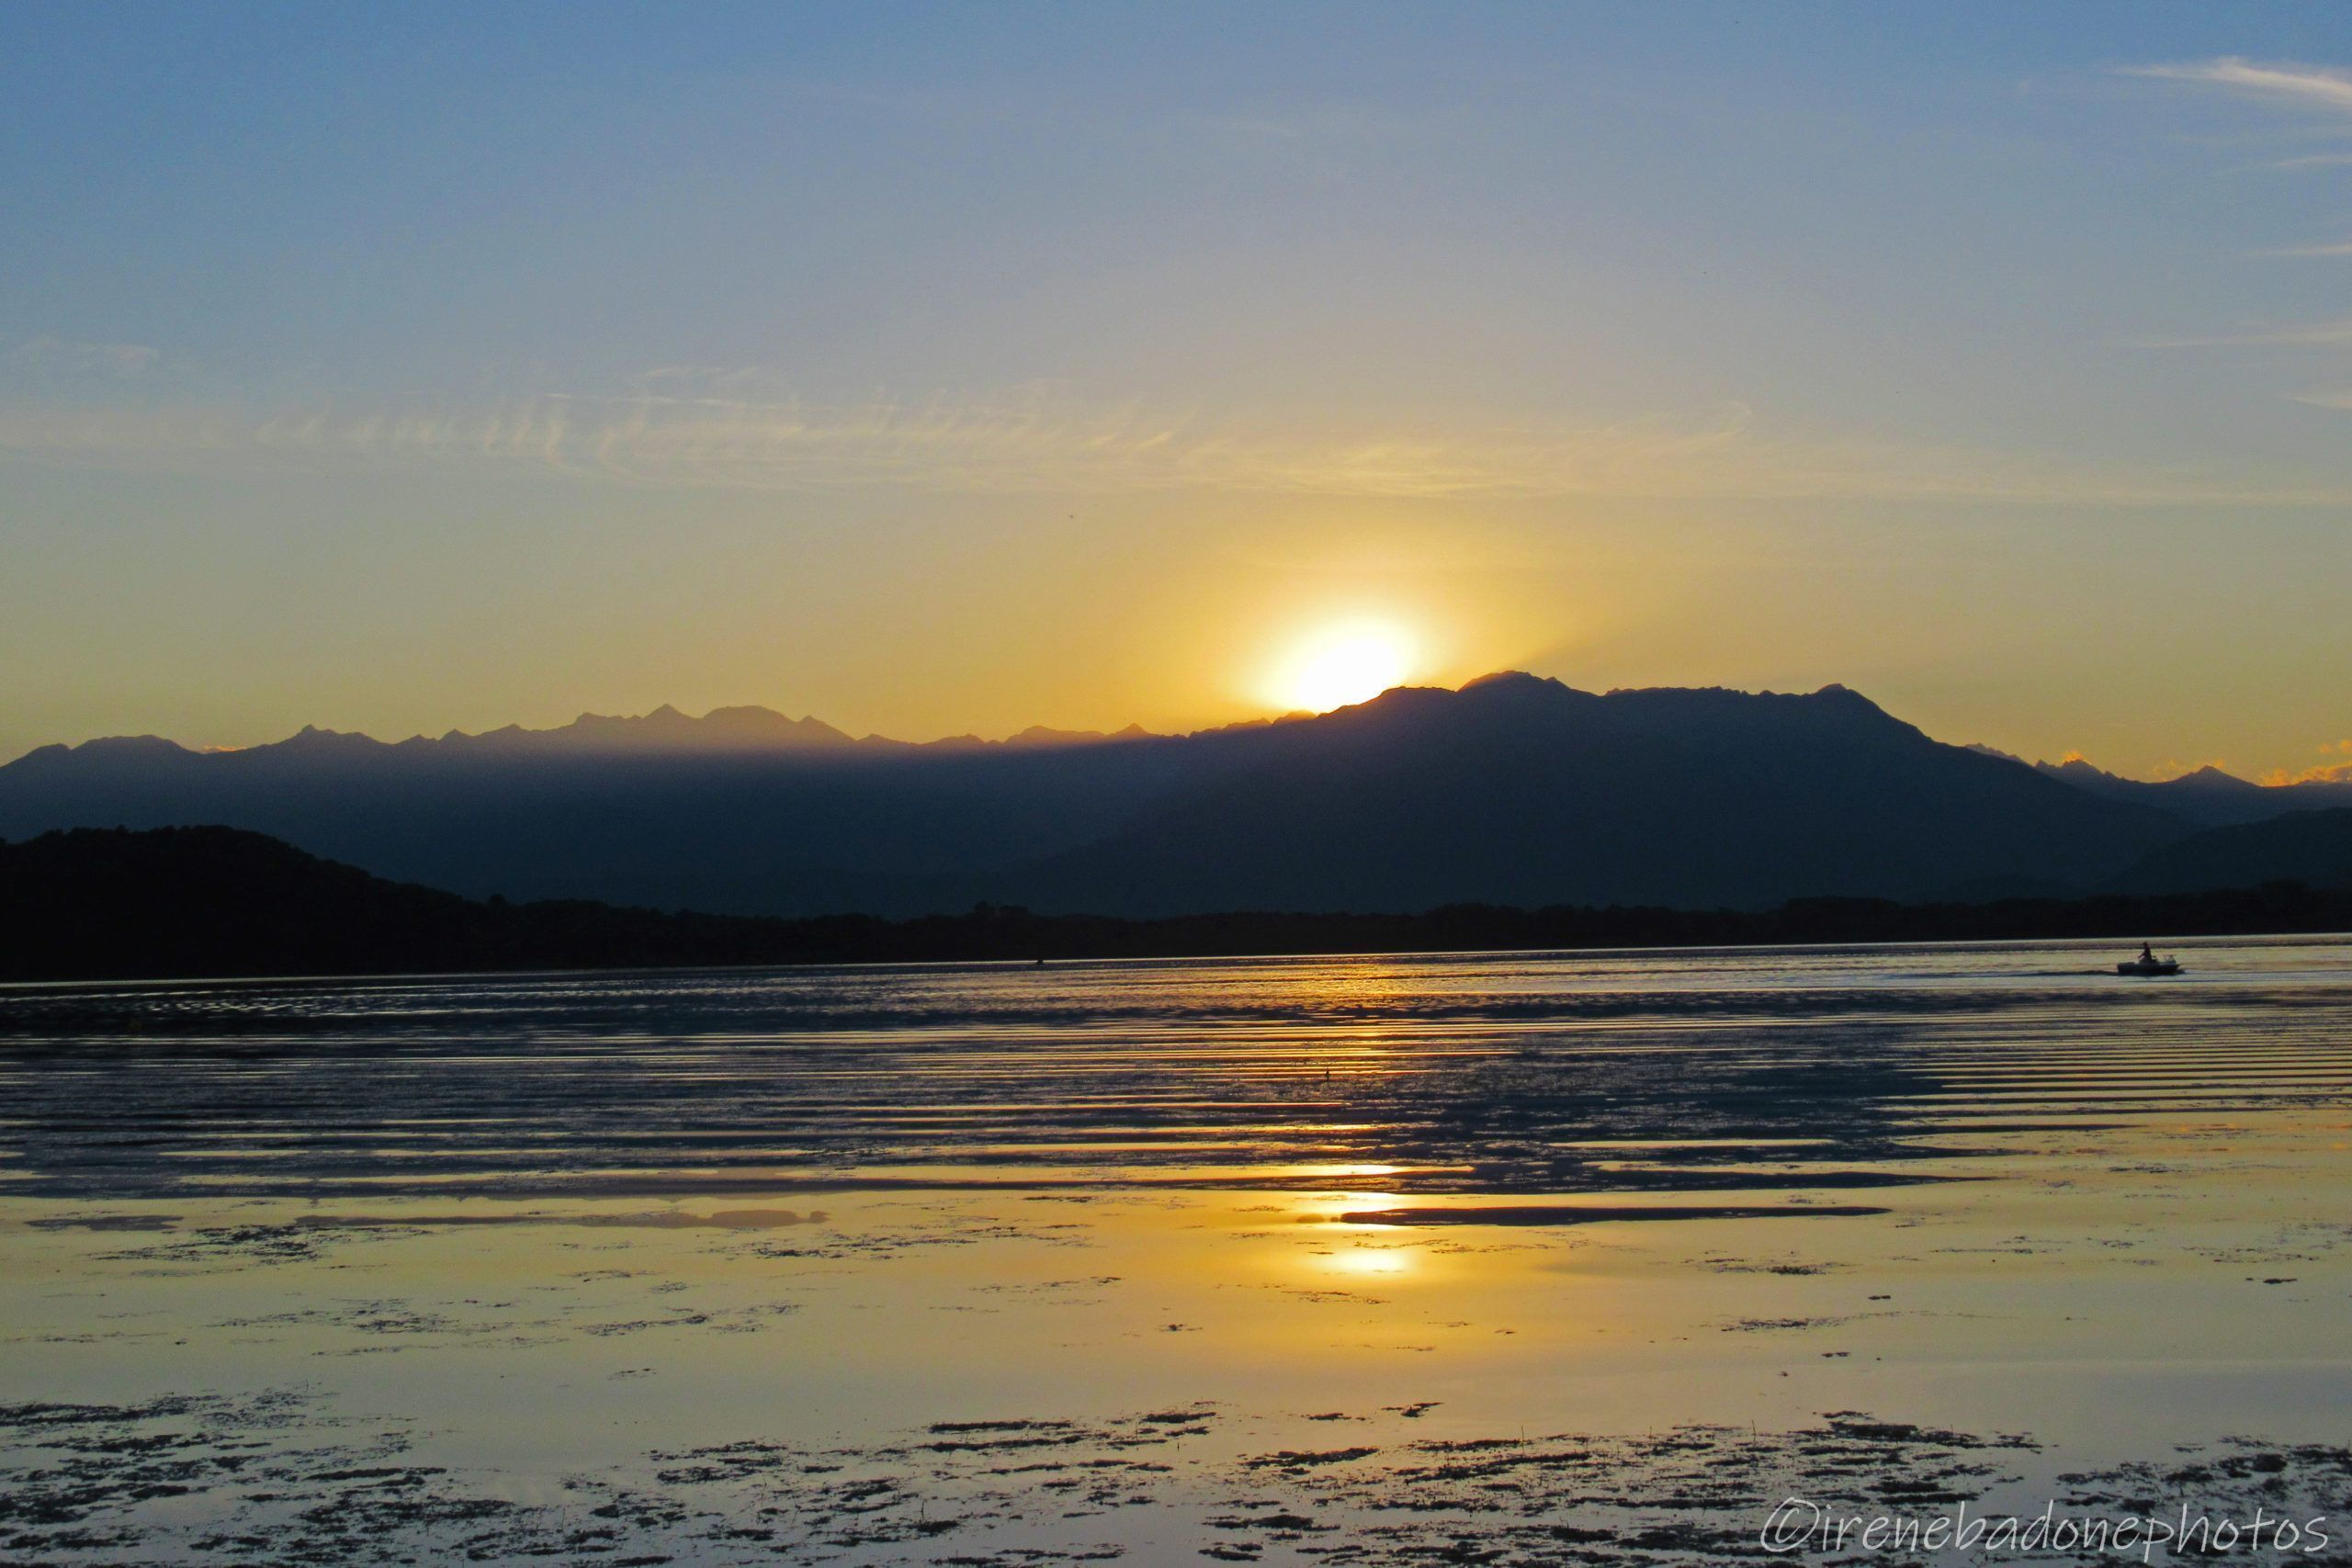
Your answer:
(1319, 1244), (1420, 1279)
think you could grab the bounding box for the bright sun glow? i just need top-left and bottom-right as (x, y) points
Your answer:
(1275, 623), (1415, 713)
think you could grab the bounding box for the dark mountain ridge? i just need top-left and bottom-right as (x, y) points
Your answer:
(2106, 808), (2352, 896)
(998, 675), (2178, 914)
(2029, 755), (2352, 828)
(0, 675), (2191, 918)
(0, 701), (1165, 772)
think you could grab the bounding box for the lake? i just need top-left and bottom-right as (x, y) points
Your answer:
(4, 938), (2349, 1563)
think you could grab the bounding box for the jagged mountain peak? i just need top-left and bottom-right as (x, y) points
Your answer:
(371, 704), (860, 756)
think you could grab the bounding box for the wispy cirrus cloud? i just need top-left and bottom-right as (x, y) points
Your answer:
(2120, 57), (2352, 116)
(6, 379), (2352, 507)
(7, 335), (163, 378)
(2121, 58), (2352, 271)
(2128, 319), (2352, 412)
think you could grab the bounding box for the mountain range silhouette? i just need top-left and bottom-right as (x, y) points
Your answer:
(4, 673), (2344, 918)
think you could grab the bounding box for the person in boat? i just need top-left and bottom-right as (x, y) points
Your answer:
(2138, 942), (2155, 964)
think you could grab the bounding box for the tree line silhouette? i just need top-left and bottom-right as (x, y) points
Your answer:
(5, 826), (2347, 983)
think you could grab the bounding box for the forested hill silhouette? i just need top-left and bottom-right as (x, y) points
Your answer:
(0, 673), (2222, 918)
(8, 826), (2352, 984)
(2106, 808), (2352, 896)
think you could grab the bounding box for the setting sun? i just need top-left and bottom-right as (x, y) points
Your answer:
(1274, 624), (1416, 713)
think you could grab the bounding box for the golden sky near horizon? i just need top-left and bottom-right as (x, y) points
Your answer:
(6, 8), (2352, 784)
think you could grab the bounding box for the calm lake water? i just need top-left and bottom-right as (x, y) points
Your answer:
(4, 939), (2350, 1563)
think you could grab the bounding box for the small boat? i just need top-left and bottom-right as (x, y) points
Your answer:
(2116, 949), (2182, 976)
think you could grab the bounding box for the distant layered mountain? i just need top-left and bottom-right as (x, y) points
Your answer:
(2026, 756), (2352, 828)
(2106, 808), (2352, 896)
(0, 675), (2194, 917)
(438, 704), (860, 754)
(3, 703), (1160, 769)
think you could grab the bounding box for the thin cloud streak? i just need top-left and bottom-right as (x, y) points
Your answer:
(2120, 58), (2352, 115)
(2122, 57), (2352, 404)
(5, 388), (2352, 507)
(8, 336), (163, 378)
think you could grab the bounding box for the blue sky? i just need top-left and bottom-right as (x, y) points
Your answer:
(5, 4), (2351, 776)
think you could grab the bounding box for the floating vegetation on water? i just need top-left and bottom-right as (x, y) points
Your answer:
(5, 1391), (2349, 1567)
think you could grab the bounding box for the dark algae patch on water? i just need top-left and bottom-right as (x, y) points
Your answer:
(4, 1392), (2349, 1566)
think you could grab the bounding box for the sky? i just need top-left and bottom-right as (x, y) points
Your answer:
(5, 3), (2352, 781)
